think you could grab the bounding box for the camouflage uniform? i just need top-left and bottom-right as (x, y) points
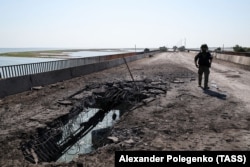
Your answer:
(194, 44), (213, 89)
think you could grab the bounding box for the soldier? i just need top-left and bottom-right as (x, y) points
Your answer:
(194, 44), (213, 89)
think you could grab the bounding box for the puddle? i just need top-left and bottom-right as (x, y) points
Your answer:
(57, 109), (120, 162)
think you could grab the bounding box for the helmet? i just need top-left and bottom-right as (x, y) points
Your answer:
(201, 44), (208, 49)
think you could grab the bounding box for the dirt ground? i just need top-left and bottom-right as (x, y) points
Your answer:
(0, 52), (250, 167)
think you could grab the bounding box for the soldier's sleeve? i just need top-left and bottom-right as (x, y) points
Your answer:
(194, 53), (199, 62)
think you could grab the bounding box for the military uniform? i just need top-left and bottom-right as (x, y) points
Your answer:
(194, 45), (213, 89)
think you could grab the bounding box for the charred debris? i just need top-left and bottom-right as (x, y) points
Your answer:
(20, 79), (168, 163)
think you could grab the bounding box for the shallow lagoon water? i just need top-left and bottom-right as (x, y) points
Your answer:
(0, 56), (61, 66)
(57, 109), (120, 162)
(68, 51), (126, 58)
(0, 50), (129, 66)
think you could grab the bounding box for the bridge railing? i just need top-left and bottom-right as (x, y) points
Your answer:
(0, 59), (80, 79)
(0, 52), (142, 79)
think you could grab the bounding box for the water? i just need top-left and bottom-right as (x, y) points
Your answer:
(0, 50), (124, 66)
(67, 51), (126, 58)
(0, 48), (63, 66)
(0, 48), (138, 54)
(0, 48), (133, 66)
(0, 48), (64, 54)
(0, 56), (61, 66)
(57, 109), (120, 163)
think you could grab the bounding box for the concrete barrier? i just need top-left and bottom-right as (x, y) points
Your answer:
(189, 50), (250, 66)
(31, 68), (72, 86)
(215, 53), (250, 66)
(0, 52), (157, 98)
(0, 75), (32, 98)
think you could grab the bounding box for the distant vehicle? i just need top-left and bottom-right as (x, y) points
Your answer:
(144, 48), (150, 53)
(159, 46), (168, 52)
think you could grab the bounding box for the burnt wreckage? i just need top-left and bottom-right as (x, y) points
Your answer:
(20, 80), (167, 163)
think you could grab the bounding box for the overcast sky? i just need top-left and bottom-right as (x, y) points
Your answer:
(0, 0), (249, 48)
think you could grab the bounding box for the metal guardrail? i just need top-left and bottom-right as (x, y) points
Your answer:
(0, 51), (161, 79)
(0, 58), (100, 79)
(0, 51), (157, 79)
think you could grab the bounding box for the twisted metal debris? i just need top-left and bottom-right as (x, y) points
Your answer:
(20, 80), (167, 163)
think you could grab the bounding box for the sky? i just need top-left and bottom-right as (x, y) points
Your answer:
(0, 0), (249, 48)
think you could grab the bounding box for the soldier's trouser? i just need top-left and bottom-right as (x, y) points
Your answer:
(198, 66), (210, 87)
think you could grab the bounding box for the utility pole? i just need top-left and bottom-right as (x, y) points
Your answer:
(135, 44), (136, 53)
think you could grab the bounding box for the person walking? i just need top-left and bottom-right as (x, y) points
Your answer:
(194, 44), (213, 89)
